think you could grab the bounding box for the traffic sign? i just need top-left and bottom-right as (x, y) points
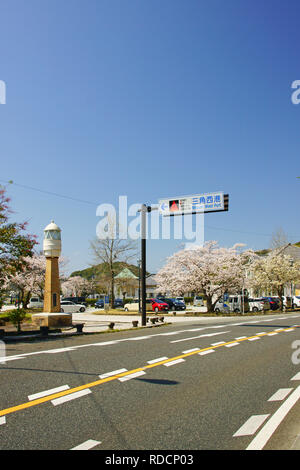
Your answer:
(159, 192), (229, 216)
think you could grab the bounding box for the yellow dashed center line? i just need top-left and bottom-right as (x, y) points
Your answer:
(0, 326), (298, 418)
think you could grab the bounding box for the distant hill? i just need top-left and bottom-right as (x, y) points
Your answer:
(71, 262), (149, 280)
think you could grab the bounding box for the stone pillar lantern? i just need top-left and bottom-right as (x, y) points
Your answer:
(32, 220), (72, 329)
(43, 221), (61, 313)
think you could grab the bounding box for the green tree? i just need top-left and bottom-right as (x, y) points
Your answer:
(0, 186), (37, 302)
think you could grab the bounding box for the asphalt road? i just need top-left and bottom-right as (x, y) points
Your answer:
(0, 312), (300, 450)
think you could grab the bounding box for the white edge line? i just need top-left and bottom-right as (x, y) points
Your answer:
(0, 416), (6, 425)
(246, 384), (300, 450)
(71, 439), (101, 450)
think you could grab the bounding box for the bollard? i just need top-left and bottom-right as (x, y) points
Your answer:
(40, 326), (49, 337)
(75, 323), (84, 333)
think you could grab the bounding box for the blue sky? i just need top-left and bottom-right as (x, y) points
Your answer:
(1, 0), (300, 274)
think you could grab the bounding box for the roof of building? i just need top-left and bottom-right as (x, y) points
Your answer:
(114, 268), (138, 280)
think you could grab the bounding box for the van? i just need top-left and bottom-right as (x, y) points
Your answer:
(214, 295), (249, 313)
(28, 297), (43, 309)
(193, 296), (204, 307)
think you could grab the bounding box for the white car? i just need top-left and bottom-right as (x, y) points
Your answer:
(193, 296), (204, 307)
(249, 298), (269, 312)
(292, 296), (300, 309)
(28, 297), (44, 309)
(124, 299), (152, 312)
(60, 301), (86, 313)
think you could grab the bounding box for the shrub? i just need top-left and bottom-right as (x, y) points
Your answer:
(7, 308), (27, 333)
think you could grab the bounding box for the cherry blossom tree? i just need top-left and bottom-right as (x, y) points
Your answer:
(4, 253), (68, 308)
(155, 241), (254, 312)
(248, 251), (300, 310)
(61, 276), (93, 297)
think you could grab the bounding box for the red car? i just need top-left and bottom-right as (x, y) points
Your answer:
(151, 298), (169, 313)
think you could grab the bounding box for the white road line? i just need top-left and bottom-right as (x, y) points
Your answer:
(256, 332), (266, 336)
(198, 350), (215, 356)
(236, 336), (247, 340)
(268, 388), (293, 402)
(51, 389), (92, 406)
(268, 332), (278, 336)
(211, 341), (226, 346)
(291, 372), (300, 381)
(284, 329), (295, 332)
(170, 331), (230, 344)
(225, 342), (239, 348)
(182, 348), (200, 354)
(93, 341), (118, 346)
(71, 440), (101, 450)
(0, 416), (6, 425)
(118, 371), (146, 382)
(147, 357), (168, 364)
(128, 336), (151, 341)
(275, 328), (283, 331)
(28, 385), (70, 401)
(0, 356), (25, 363)
(46, 348), (77, 354)
(246, 385), (300, 450)
(233, 415), (270, 437)
(163, 359), (185, 367)
(248, 337), (260, 341)
(99, 368), (128, 379)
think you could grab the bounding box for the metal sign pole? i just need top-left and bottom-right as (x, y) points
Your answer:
(141, 205), (147, 327)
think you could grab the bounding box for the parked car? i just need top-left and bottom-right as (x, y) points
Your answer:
(27, 297), (43, 309)
(123, 299), (152, 312)
(261, 297), (280, 310)
(151, 299), (169, 313)
(60, 301), (86, 313)
(193, 296), (204, 307)
(95, 298), (104, 309)
(176, 297), (185, 303)
(62, 296), (87, 306)
(163, 298), (186, 311)
(292, 296), (300, 309)
(113, 298), (124, 308)
(248, 298), (270, 312)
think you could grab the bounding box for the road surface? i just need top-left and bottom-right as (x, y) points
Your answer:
(0, 312), (300, 450)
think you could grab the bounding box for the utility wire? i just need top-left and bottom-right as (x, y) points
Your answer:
(1, 179), (299, 240)
(0, 179), (98, 206)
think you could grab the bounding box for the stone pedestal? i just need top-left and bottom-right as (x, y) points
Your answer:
(31, 313), (72, 328)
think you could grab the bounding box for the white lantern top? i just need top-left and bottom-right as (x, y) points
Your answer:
(43, 220), (62, 257)
(44, 220), (61, 233)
